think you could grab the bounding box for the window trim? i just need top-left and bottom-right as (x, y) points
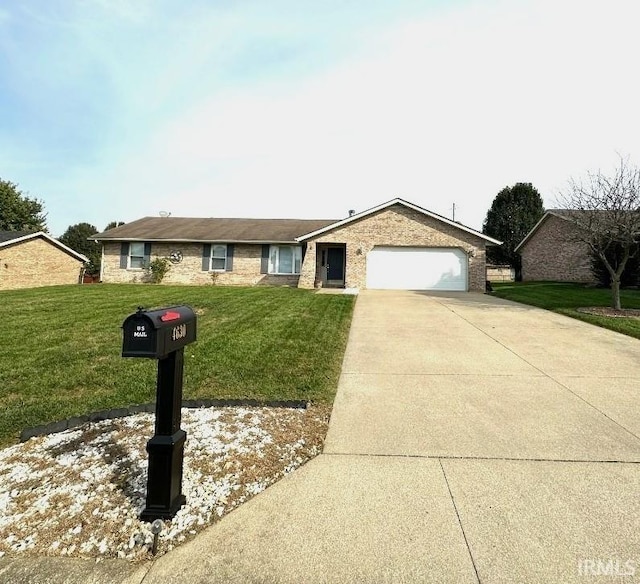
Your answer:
(268, 245), (302, 275)
(210, 244), (227, 272)
(128, 242), (146, 270)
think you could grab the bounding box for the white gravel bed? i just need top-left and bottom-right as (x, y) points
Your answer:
(0, 404), (329, 561)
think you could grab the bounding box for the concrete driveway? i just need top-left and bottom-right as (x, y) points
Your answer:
(322, 291), (640, 583)
(137, 290), (640, 584)
(5, 290), (639, 583)
(326, 291), (640, 461)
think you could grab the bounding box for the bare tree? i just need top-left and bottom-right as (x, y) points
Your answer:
(557, 155), (640, 310)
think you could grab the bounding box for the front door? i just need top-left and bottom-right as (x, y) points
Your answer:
(326, 246), (345, 285)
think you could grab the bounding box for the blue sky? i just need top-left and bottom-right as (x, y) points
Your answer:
(2, 0), (640, 237)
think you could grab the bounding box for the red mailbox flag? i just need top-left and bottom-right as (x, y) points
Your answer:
(160, 311), (181, 322)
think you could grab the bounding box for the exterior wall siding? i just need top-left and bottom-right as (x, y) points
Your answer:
(520, 215), (596, 283)
(101, 242), (300, 286)
(0, 238), (84, 290)
(298, 205), (487, 292)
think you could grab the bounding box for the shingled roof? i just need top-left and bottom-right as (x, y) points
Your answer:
(91, 217), (339, 244)
(0, 230), (35, 244)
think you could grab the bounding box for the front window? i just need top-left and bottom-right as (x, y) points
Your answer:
(211, 244), (227, 271)
(269, 245), (302, 274)
(129, 242), (145, 269)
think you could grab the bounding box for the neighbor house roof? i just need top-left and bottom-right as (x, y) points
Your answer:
(0, 231), (89, 262)
(91, 217), (340, 244)
(0, 230), (34, 244)
(295, 198), (503, 244)
(514, 209), (604, 252)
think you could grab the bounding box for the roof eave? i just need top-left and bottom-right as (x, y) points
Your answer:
(0, 231), (88, 262)
(514, 211), (566, 252)
(296, 197), (503, 244)
(94, 237), (301, 245)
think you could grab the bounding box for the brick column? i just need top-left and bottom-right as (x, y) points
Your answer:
(297, 242), (317, 289)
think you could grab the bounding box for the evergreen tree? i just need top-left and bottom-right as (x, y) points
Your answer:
(59, 222), (101, 276)
(483, 183), (545, 279)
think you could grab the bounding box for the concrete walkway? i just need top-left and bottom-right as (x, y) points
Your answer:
(3, 290), (640, 583)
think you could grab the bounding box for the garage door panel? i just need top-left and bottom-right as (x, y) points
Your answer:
(366, 247), (467, 291)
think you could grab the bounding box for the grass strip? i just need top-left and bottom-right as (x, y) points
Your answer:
(491, 281), (640, 339)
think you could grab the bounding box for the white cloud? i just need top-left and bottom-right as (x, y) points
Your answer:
(102, 0), (638, 231)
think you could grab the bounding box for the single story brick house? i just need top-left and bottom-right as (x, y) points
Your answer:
(0, 231), (89, 291)
(515, 210), (596, 283)
(92, 199), (501, 292)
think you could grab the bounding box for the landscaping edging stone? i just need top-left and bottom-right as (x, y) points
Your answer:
(19, 399), (309, 442)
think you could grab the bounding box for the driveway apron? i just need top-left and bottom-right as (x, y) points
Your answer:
(145, 290), (640, 584)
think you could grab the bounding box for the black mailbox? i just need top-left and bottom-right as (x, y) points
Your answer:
(122, 305), (196, 359)
(121, 304), (197, 522)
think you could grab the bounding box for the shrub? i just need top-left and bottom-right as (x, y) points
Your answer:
(146, 257), (171, 284)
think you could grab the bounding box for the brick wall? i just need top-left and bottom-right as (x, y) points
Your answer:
(520, 214), (596, 282)
(0, 237), (84, 290)
(298, 205), (487, 291)
(101, 242), (299, 286)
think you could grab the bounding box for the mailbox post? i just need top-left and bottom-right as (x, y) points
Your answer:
(122, 305), (197, 522)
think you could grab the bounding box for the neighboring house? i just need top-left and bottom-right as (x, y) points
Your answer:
(0, 231), (89, 291)
(92, 198), (501, 292)
(515, 210), (596, 283)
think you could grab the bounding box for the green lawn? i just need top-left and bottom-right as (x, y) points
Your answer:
(491, 281), (640, 339)
(0, 285), (355, 446)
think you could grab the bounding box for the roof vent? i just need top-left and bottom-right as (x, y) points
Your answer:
(348, 209), (355, 217)
(159, 211), (171, 217)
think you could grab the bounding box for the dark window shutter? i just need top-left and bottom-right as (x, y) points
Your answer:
(202, 244), (211, 271)
(143, 243), (151, 267)
(120, 243), (129, 269)
(261, 245), (270, 274)
(226, 244), (234, 271)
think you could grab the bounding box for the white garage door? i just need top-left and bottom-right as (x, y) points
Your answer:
(366, 246), (468, 291)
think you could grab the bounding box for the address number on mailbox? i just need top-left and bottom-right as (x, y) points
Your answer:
(172, 324), (188, 341)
